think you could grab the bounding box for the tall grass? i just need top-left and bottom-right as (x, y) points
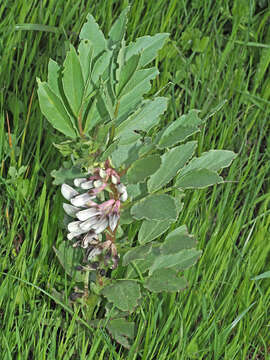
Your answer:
(0, 1), (269, 359)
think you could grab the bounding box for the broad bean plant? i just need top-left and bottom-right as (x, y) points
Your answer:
(37, 9), (236, 347)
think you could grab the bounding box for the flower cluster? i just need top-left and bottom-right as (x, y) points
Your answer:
(61, 165), (128, 270)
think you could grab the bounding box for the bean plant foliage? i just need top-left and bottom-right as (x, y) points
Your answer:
(37, 9), (236, 348)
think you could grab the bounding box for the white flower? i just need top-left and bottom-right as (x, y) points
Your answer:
(71, 193), (94, 207)
(74, 178), (87, 187)
(63, 203), (80, 217)
(61, 184), (79, 200)
(80, 180), (94, 190)
(68, 221), (82, 233)
(111, 174), (118, 184)
(120, 191), (128, 202)
(76, 207), (101, 221)
(80, 216), (100, 231)
(92, 216), (109, 234)
(109, 213), (119, 231)
(99, 169), (107, 179)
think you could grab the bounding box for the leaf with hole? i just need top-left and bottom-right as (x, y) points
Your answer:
(79, 14), (107, 58)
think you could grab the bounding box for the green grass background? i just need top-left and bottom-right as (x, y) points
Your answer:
(0, 0), (269, 359)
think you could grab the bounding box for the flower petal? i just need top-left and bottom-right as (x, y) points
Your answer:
(80, 180), (94, 190)
(80, 216), (99, 231)
(74, 178), (87, 187)
(70, 193), (93, 207)
(109, 213), (119, 231)
(76, 208), (101, 221)
(67, 230), (85, 240)
(67, 221), (82, 232)
(117, 183), (126, 194)
(120, 190), (128, 202)
(92, 217), (108, 234)
(61, 184), (79, 200)
(63, 203), (80, 217)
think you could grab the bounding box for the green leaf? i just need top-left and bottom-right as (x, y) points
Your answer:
(127, 155), (161, 184)
(175, 168), (223, 189)
(158, 110), (203, 148)
(116, 54), (140, 97)
(126, 183), (141, 200)
(62, 45), (84, 117)
(192, 36), (209, 52)
(178, 150), (237, 176)
(116, 68), (159, 121)
(78, 39), (94, 83)
(125, 33), (170, 67)
(147, 141), (197, 193)
(79, 14), (107, 58)
(99, 139), (120, 162)
(122, 243), (152, 266)
(149, 249), (202, 275)
(149, 248), (202, 275)
(106, 318), (135, 349)
(161, 226), (197, 255)
(51, 166), (86, 185)
(119, 207), (133, 225)
(37, 79), (77, 138)
(131, 194), (177, 221)
(101, 280), (141, 312)
(144, 269), (188, 292)
(47, 59), (60, 96)
(90, 51), (112, 87)
(126, 245), (161, 278)
(251, 271), (270, 280)
(53, 242), (85, 282)
(116, 97), (167, 145)
(138, 219), (172, 244)
(108, 7), (129, 47)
